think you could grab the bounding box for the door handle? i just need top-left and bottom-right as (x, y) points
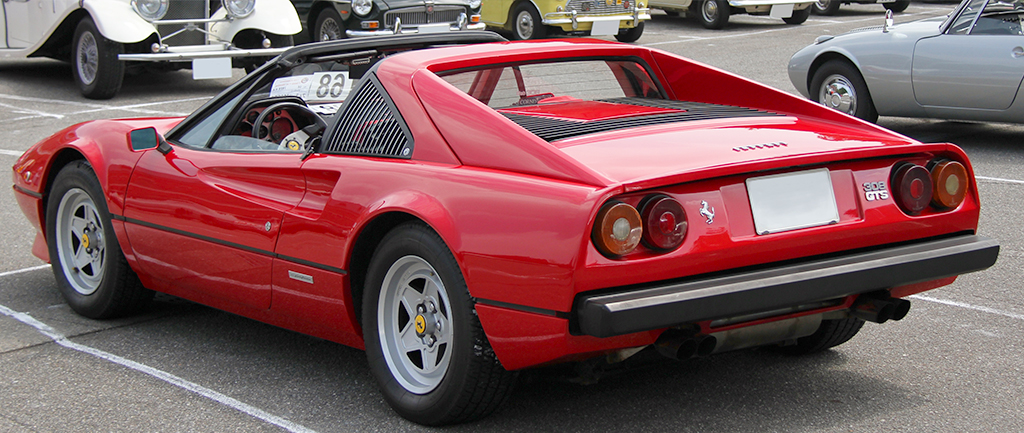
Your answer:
(1014, 46), (1024, 58)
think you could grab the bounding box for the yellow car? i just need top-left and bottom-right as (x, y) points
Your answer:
(482, 0), (650, 41)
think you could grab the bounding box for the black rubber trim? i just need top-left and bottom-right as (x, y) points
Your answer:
(476, 298), (570, 319)
(116, 215), (347, 275)
(13, 185), (43, 199)
(576, 234), (999, 338)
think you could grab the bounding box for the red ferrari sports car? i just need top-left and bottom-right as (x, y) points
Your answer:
(12, 32), (998, 425)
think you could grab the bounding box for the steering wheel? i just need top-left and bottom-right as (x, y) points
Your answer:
(252, 102), (328, 142)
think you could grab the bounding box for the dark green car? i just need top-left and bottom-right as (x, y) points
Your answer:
(291, 0), (486, 41)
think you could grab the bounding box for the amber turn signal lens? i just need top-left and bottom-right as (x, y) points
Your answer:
(891, 163), (932, 215)
(930, 160), (968, 209)
(640, 195), (687, 251)
(593, 202), (642, 257)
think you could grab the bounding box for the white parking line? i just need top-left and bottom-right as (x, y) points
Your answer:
(0, 149), (23, 157)
(910, 295), (1024, 321)
(0, 268), (317, 433)
(0, 94), (208, 123)
(977, 176), (1024, 185)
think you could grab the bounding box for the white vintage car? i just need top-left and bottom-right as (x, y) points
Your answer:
(0, 0), (301, 99)
(651, 0), (812, 29)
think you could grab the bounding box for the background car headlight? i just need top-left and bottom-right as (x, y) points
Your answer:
(353, 0), (373, 17)
(132, 0), (169, 21)
(223, 0), (256, 18)
(468, 0), (482, 9)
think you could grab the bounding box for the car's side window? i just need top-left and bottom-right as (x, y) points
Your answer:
(948, 0), (988, 34)
(176, 91), (247, 148)
(970, 0), (1024, 34)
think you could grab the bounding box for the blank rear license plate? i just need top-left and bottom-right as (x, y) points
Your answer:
(746, 168), (839, 235)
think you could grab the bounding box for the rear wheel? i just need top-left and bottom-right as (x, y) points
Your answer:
(698, 0), (730, 29)
(46, 161), (152, 319)
(363, 222), (517, 425)
(783, 7), (811, 24)
(511, 3), (546, 40)
(883, 0), (910, 12)
(614, 21), (644, 42)
(810, 59), (878, 123)
(812, 0), (841, 15)
(72, 17), (124, 100)
(775, 318), (865, 355)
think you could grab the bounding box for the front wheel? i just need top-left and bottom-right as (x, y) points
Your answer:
(314, 8), (348, 41)
(614, 21), (644, 42)
(883, 0), (910, 13)
(812, 0), (841, 15)
(511, 3), (546, 40)
(810, 59), (879, 123)
(72, 17), (124, 100)
(698, 0), (731, 29)
(783, 7), (811, 24)
(363, 222), (517, 425)
(46, 161), (152, 319)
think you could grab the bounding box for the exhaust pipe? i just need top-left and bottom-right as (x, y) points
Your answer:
(850, 294), (912, 323)
(655, 329), (717, 360)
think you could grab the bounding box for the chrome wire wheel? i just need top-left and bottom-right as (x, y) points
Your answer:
(516, 10), (535, 39)
(320, 17), (342, 41)
(819, 74), (858, 116)
(76, 31), (99, 86)
(55, 187), (106, 296)
(815, 0), (830, 9)
(377, 255), (453, 394)
(702, 0), (719, 23)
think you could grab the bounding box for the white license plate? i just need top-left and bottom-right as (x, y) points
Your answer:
(770, 3), (794, 18)
(417, 23), (452, 33)
(192, 57), (232, 80)
(746, 168), (839, 235)
(591, 20), (620, 36)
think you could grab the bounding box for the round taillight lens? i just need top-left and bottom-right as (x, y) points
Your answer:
(593, 202), (642, 257)
(891, 163), (932, 215)
(930, 160), (968, 209)
(640, 195), (687, 251)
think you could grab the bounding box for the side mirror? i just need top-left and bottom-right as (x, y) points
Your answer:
(128, 127), (172, 154)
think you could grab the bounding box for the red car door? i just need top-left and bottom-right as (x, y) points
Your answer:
(122, 146), (306, 310)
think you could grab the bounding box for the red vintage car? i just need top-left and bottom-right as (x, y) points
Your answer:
(12, 32), (999, 425)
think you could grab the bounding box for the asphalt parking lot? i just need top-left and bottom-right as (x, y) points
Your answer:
(2, 3), (1023, 431)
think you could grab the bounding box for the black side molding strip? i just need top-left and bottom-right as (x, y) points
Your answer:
(14, 185), (43, 199)
(116, 215), (347, 275)
(576, 235), (999, 338)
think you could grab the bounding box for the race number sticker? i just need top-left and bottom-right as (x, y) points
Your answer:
(306, 72), (351, 102)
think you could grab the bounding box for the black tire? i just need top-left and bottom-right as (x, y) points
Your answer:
(783, 6), (811, 24)
(511, 3), (546, 40)
(614, 21), (644, 42)
(362, 222), (517, 425)
(812, 0), (841, 15)
(698, 0), (730, 29)
(46, 161), (152, 319)
(72, 17), (124, 100)
(775, 318), (865, 355)
(314, 8), (348, 41)
(809, 59), (879, 123)
(883, 0), (910, 13)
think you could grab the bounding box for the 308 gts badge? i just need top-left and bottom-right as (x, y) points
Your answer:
(863, 181), (890, 201)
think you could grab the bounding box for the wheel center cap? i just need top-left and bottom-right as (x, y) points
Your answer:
(415, 314), (427, 335)
(82, 233), (91, 249)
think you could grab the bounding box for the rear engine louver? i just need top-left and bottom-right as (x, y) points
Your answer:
(502, 97), (782, 142)
(323, 75), (413, 158)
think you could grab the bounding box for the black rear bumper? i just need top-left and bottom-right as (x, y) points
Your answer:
(576, 234), (999, 338)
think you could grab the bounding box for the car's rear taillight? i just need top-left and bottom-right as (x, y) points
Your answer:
(929, 160), (968, 209)
(891, 163), (932, 215)
(640, 195), (687, 251)
(592, 202), (643, 257)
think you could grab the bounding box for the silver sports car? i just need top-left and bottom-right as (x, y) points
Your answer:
(789, 0), (1024, 124)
